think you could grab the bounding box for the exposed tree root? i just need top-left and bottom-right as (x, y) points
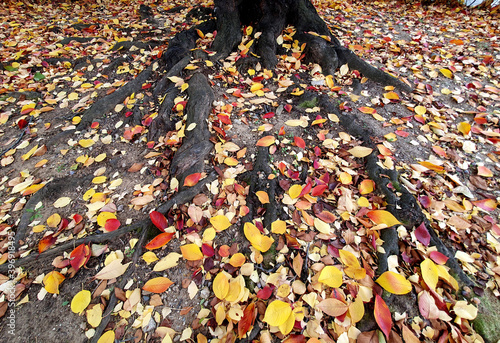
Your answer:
(170, 73), (214, 188)
(1, 171), (217, 274)
(212, 0), (412, 92)
(76, 63), (155, 130)
(14, 174), (93, 251)
(318, 94), (475, 288)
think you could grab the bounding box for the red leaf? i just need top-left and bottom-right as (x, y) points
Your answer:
(374, 294), (392, 339)
(311, 184), (328, 196)
(201, 243), (215, 257)
(145, 232), (175, 250)
(150, 211), (168, 232)
(17, 119), (28, 129)
(294, 136), (306, 149)
(262, 112), (275, 119)
(104, 218), (121, 232)
(70, 243), (91, 271)
(429, 251), (449, 265)
(256, 285), (274, 300)
(284, 104), (292, 113)
(38, 234), (57, 253)
(238, 302), (256, 338)
(184, 173), (202, 187)
(415, 222), (430, 246)
(298, 182), (312, 197)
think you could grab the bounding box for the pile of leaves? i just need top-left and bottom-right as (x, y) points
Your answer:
(0, 0), (498, 342)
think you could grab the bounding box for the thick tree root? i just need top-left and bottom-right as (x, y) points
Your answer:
(14, 174), (93, 251)
(76, 63), (155, 130)
(318, 95), (475, 288)
(0, 172), (217, 274)
(170, 73), (214, 188)
(211, 0), (412, 92)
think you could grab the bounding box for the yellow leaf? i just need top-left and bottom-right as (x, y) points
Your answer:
(142, 251), (158, 264)
(53, 197), (71, 208)
(440, 68), (453, 78)
(94, 259), (130, 280)
(318, 266), (343, 288)
(457, 122), (471, 135)
(43, 271), (65, 294)
(263, 300), (291, 326)
(79, 139), (95, 148)
(421, 258), (438, 290)
(244, 222), (274, 252)
(339, 172), (352, 185)
(414, 106), (426, 115)
(256, 191), (270, 204)
(47, 213), (61, 228)
(68, 92), (79, 101)
(348, 146), (373, 158)
(250, 83), (264, 92)
(357, 196), (370, 207)
(87, 304), (102, 328)
(97, 212), (116, 227)
(339, 250), (359, 269)
(271, 220), (286, 234)
(71, 290), (91, 315)
(92, 176), (107, 184)
(181, 244), (204, 261)
(288, 184), (302, 199)
(453, 301), (478, 320)
(210, 215), (231, 231)
(313, 218), (331, 234)
(349, 296), (365, 323)
(383, 92), (399, 100)
(21, 144), (38, 161)
(278, 311), (295, 335)
(376, 271), (412, 295)
(97, 331), (115, 343)
(213, 272), (230, 300)
(367, 210), (401, 227)
(95, 153), (106, 162)
(153, 252), (182, 271)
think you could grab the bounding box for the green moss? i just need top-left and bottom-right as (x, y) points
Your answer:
(298, 97), (318, 109)
(474, 290), (500, 343)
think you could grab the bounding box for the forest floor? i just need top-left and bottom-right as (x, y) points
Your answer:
(0, 0), (499, 342)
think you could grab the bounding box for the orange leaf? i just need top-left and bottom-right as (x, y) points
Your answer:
(229, 253), (246, 267)
(238, 302), (256, 338)
(184, 173), (202, 187)
(316, 298), (348, 317)
(256, 136), (275, 147)
(358, 180), (374, 194)
(70, 243), (91, 271)
(366, 210), (401, 227)
(477, 166), (493, 177)
(145, 232), (175, 250)
(142, 277), (173, 293)
(294, 136), (306, 149)
(376, 271), (412, 295)
(358, 107), (376, 114)
(39, 234), (57, 253)
(181, 244), (204, 261)
(374, 294), (392, 339)
(256, 191), (270, 204)
(418, 161), (445, 173)
(432, 146), (447, 158)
